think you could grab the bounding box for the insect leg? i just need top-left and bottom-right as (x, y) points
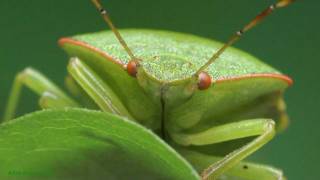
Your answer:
(38, 91), (76, 109)
(65, 75), (99, 109)
(179, 148), (284, 180)
(171, 119), (275, 179)
(65, 75), (82, 98)
(3, 68), (79, 121)
(67, 57), (134, 120)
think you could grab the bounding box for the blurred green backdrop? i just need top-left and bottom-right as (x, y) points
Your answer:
(0, 0), (318, 179)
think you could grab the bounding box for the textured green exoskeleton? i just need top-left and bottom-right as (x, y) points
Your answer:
(2, 0), (295, 179)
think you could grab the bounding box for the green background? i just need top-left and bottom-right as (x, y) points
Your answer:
(0, 0), (318, 179)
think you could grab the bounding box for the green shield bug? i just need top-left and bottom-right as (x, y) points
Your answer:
(2, 0), (295, 179)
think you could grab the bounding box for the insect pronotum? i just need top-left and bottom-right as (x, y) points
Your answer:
(91, 0), (294, 90)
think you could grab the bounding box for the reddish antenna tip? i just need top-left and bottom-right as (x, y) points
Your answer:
(197, 72), (212, 90)
(276, 0), (294, 8)
(127, 60), (139, 77)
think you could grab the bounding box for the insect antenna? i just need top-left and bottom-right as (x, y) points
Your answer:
(196, 0), (295, 75)
(91, 0), (137, 61)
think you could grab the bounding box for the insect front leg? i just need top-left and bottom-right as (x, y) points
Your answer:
(67, 57), (134, 120)
(65, 75), (99, 109)
(179, 148), (284, 180)
(3, 68), (79, 122)
(171, 119), (276, 179)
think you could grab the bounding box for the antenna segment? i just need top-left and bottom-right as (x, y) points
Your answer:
(196, 0), (295, 75)
(91, 0), (137, 60)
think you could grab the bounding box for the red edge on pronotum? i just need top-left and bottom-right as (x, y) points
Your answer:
(58, 37), (293, 86)
(216, 74), (293, 86)
(58, 37), (125, 68)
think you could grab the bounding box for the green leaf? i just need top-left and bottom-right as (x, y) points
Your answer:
(0, 108), (199, 180)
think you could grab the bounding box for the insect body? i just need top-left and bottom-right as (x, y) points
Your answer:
(3, 0), (295, 179)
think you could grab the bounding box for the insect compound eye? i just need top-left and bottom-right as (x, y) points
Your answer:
(197, 71), (212, 90)
(126, 60), (139, 77)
